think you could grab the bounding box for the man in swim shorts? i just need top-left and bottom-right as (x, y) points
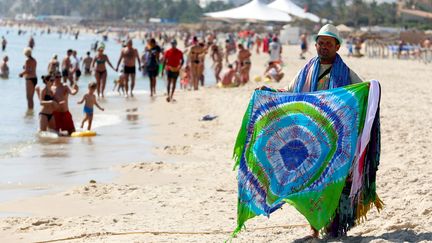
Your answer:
(52, 71), (79, 135)
(116, 39), (141, 97)
(82, 52), (92, 75)
(61, 49), (73, 85)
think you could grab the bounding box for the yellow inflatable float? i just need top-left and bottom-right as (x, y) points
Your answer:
(71, 131), (97, 137)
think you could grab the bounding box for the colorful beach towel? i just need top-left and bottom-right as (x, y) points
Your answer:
(233, 81), (382, 236)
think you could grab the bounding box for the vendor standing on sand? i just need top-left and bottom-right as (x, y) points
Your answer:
(288, 24), (363, 239)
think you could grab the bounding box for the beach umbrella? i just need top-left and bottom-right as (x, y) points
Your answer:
(267, 0), (320, 23)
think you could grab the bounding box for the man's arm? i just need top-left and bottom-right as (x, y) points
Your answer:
(69, 83), (79, 95)
(135, 49), (141, 70)
(287, 70), (301, 92)
(349, 69), (364, 84)
(116, 51), (123, 71)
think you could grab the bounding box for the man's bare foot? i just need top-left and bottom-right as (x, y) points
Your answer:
(166, 97), (170, 102)
(130, 92), (134, 97)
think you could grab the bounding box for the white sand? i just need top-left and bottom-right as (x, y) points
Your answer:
(0, 45), (431, 242)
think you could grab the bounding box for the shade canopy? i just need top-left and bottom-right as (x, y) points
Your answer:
(204, 0), (292, 23)
(267, 0), (320, 23)
(336, 24), (353, 33)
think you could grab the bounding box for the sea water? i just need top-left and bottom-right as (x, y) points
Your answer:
(0, 26), (216, 204)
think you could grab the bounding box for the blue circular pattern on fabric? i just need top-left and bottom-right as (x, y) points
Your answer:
(279, 139), (309, 170)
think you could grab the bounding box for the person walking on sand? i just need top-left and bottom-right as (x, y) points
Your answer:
(211, 44), (223, 83)
(144, 38), (161, 97)
(299, 33), (308, 59)
(288, 24), (363, 239)
(91, 45), (116, 98)
(116, 39), (141, 97)
(19, 47), (37, 111)
(236, 43), (252, 85)
(269, 37), (282, 63)
(188, 37), (205, 90)
(0, 55), (9, 79)
(61, 49), (73, 85)
(162, 39), (184, 102)
(77, 82), (104, 131)
(82, 52), (93, 75)
(52, 71), (79, 136)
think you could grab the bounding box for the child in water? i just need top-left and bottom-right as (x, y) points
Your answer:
(77, 82), (104, 130)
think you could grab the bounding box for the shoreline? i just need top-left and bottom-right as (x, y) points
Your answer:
(0, 44), (431, 242)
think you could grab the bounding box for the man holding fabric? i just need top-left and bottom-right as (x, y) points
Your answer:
(288, 24), (362, 93)
(288, 24), (363, 238)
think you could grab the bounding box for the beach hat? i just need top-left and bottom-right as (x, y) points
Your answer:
(316, 24), (342, 45)
(23, 47), (32, 56)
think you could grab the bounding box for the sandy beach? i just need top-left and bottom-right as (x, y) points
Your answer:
(0, 44), (431, 242)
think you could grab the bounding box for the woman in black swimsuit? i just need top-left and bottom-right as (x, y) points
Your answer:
(19, 47), (38, 110)
(38, 75), (58, 131)
(91, 46), (115, 97)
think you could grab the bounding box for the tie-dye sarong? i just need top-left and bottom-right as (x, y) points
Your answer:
(233, 81), (383, 236)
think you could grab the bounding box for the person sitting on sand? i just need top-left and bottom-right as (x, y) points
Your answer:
(77, 82), (104, 131)
(220, 64), (238, 87)
(0, 55), (9, 79)
(37, 75), (59, 131)
(264, 61), (284, 82)
(52, 71), (79, 136)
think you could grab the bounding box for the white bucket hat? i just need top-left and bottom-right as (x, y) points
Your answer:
(316, 24), (342, 45)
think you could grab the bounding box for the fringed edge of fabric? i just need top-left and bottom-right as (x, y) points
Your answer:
(232, 92), (256, 170)
(356, 194), (384, 224)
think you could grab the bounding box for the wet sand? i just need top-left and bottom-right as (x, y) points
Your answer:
(0, 44), (431, 242)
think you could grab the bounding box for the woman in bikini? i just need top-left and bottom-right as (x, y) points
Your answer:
(188, 37), (205, 90)
(236, 43), (252, 85)
(91, 46), (115, 97)
(19, 47), (37, 111)
(38, 75), (58, 131)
